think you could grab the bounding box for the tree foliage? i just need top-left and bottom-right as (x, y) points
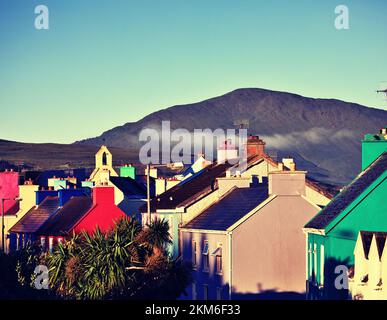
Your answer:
(0, 217), (192, 300)
(43, 217), (192, 299)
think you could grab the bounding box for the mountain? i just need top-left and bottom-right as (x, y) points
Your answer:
(0, 139), (137, 170)
(76, 88), (387, 185)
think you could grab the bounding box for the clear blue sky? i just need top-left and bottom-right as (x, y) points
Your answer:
(0, 0), (386, 143)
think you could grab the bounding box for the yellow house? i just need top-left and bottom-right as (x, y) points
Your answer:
(2, 180), (39, 253)
(350, 231), (387, 300)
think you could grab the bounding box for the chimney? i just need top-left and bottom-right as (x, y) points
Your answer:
(58, 188), (89, 207)
(244, 135), (266, 158)
(217, 175), (252, 197)
(145, 167), (158, 179)
(93, 185), (115, 206)
(217, 139), (238, 164)
(268, 166), (306, 196)
(361, 127), (387, 170)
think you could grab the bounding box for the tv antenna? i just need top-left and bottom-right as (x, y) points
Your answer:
(376, 82), (387, 101)
(233, 119), (250, 130)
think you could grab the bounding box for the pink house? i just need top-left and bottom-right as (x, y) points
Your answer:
(180, 163), (321, 300)
(0, 170), (19, 215)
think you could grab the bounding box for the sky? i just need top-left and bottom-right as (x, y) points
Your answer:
(0, 0), (386, 144)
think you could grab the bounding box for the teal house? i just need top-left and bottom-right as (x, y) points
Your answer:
(304, 127), (387, 299)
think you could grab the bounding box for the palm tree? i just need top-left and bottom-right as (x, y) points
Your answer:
(43, 216), (190, 299)
(137, 218), (172, 256)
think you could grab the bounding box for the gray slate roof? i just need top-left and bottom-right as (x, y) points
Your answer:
(37, 196), (93, 236)
(183, 185), (269, 231)
(10, 196), (59, 233)
(305, 152), (387, 230)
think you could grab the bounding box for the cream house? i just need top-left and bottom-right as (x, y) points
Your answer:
(350, 231), (387, 300)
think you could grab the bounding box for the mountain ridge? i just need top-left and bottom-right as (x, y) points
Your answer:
(2, 88), (387, 185)
(74, 88), (387, 185)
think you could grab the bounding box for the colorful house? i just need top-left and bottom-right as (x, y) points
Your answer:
(0, 171), (39, 253)
(349, 231), (387, 300)
(180, 163), (321, 300)
(141, 136), (334, 258)
(303, 128), (387, 299)
(36, 185), (127, 250)
(9, 187), (91, 250)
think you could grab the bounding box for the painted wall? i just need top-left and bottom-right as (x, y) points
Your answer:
(305, 186), (331, 206)
(142, 211), (180, 257)
(232, 195), (318, 296)
(0, 170), (19, 215)
(73, 186), (126, 234)
(362, 138), (387, 170)
(180, 230), (230, 300)
(36, 190), (58, 205)
(306, 174), (387, 299)
(1, 183), (39, 252)
(120, 166), (136, 179)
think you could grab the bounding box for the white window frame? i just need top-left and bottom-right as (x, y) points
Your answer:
(48, 237), (54, 253)
(192, 240), (197, 268)
(214, 243), (223, 275)
(202, 241), (209, 272)
(40, 237), (46, 249)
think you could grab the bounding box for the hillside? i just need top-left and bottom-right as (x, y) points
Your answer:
(75, 88), (387, 185)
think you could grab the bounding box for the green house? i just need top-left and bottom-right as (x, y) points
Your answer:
(304, 127), (387, 299)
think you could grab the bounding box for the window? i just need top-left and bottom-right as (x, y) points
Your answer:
(48, 237), (54, 253)
(214, 244), (223, 274)
(202, 241), (209, 272)
(203, 284), (209, 300)
(102, 152), (107, 166)
(308, 243), (313, 279)
(216, 287), (223, 300)
(192, 240), (197, 267)
(40, 237), (46, 249)
(192, 282), (197, 300)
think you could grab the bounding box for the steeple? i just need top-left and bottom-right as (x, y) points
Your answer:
(89, 145), (118, 183)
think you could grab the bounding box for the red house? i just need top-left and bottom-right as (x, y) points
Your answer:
(0, 170), (20, 215)
(17, 185), (126, 251)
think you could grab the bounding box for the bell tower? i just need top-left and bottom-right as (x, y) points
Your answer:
(89, 145), (118, 183)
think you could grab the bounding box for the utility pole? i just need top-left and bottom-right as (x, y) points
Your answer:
(146, 164), (151, 224)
